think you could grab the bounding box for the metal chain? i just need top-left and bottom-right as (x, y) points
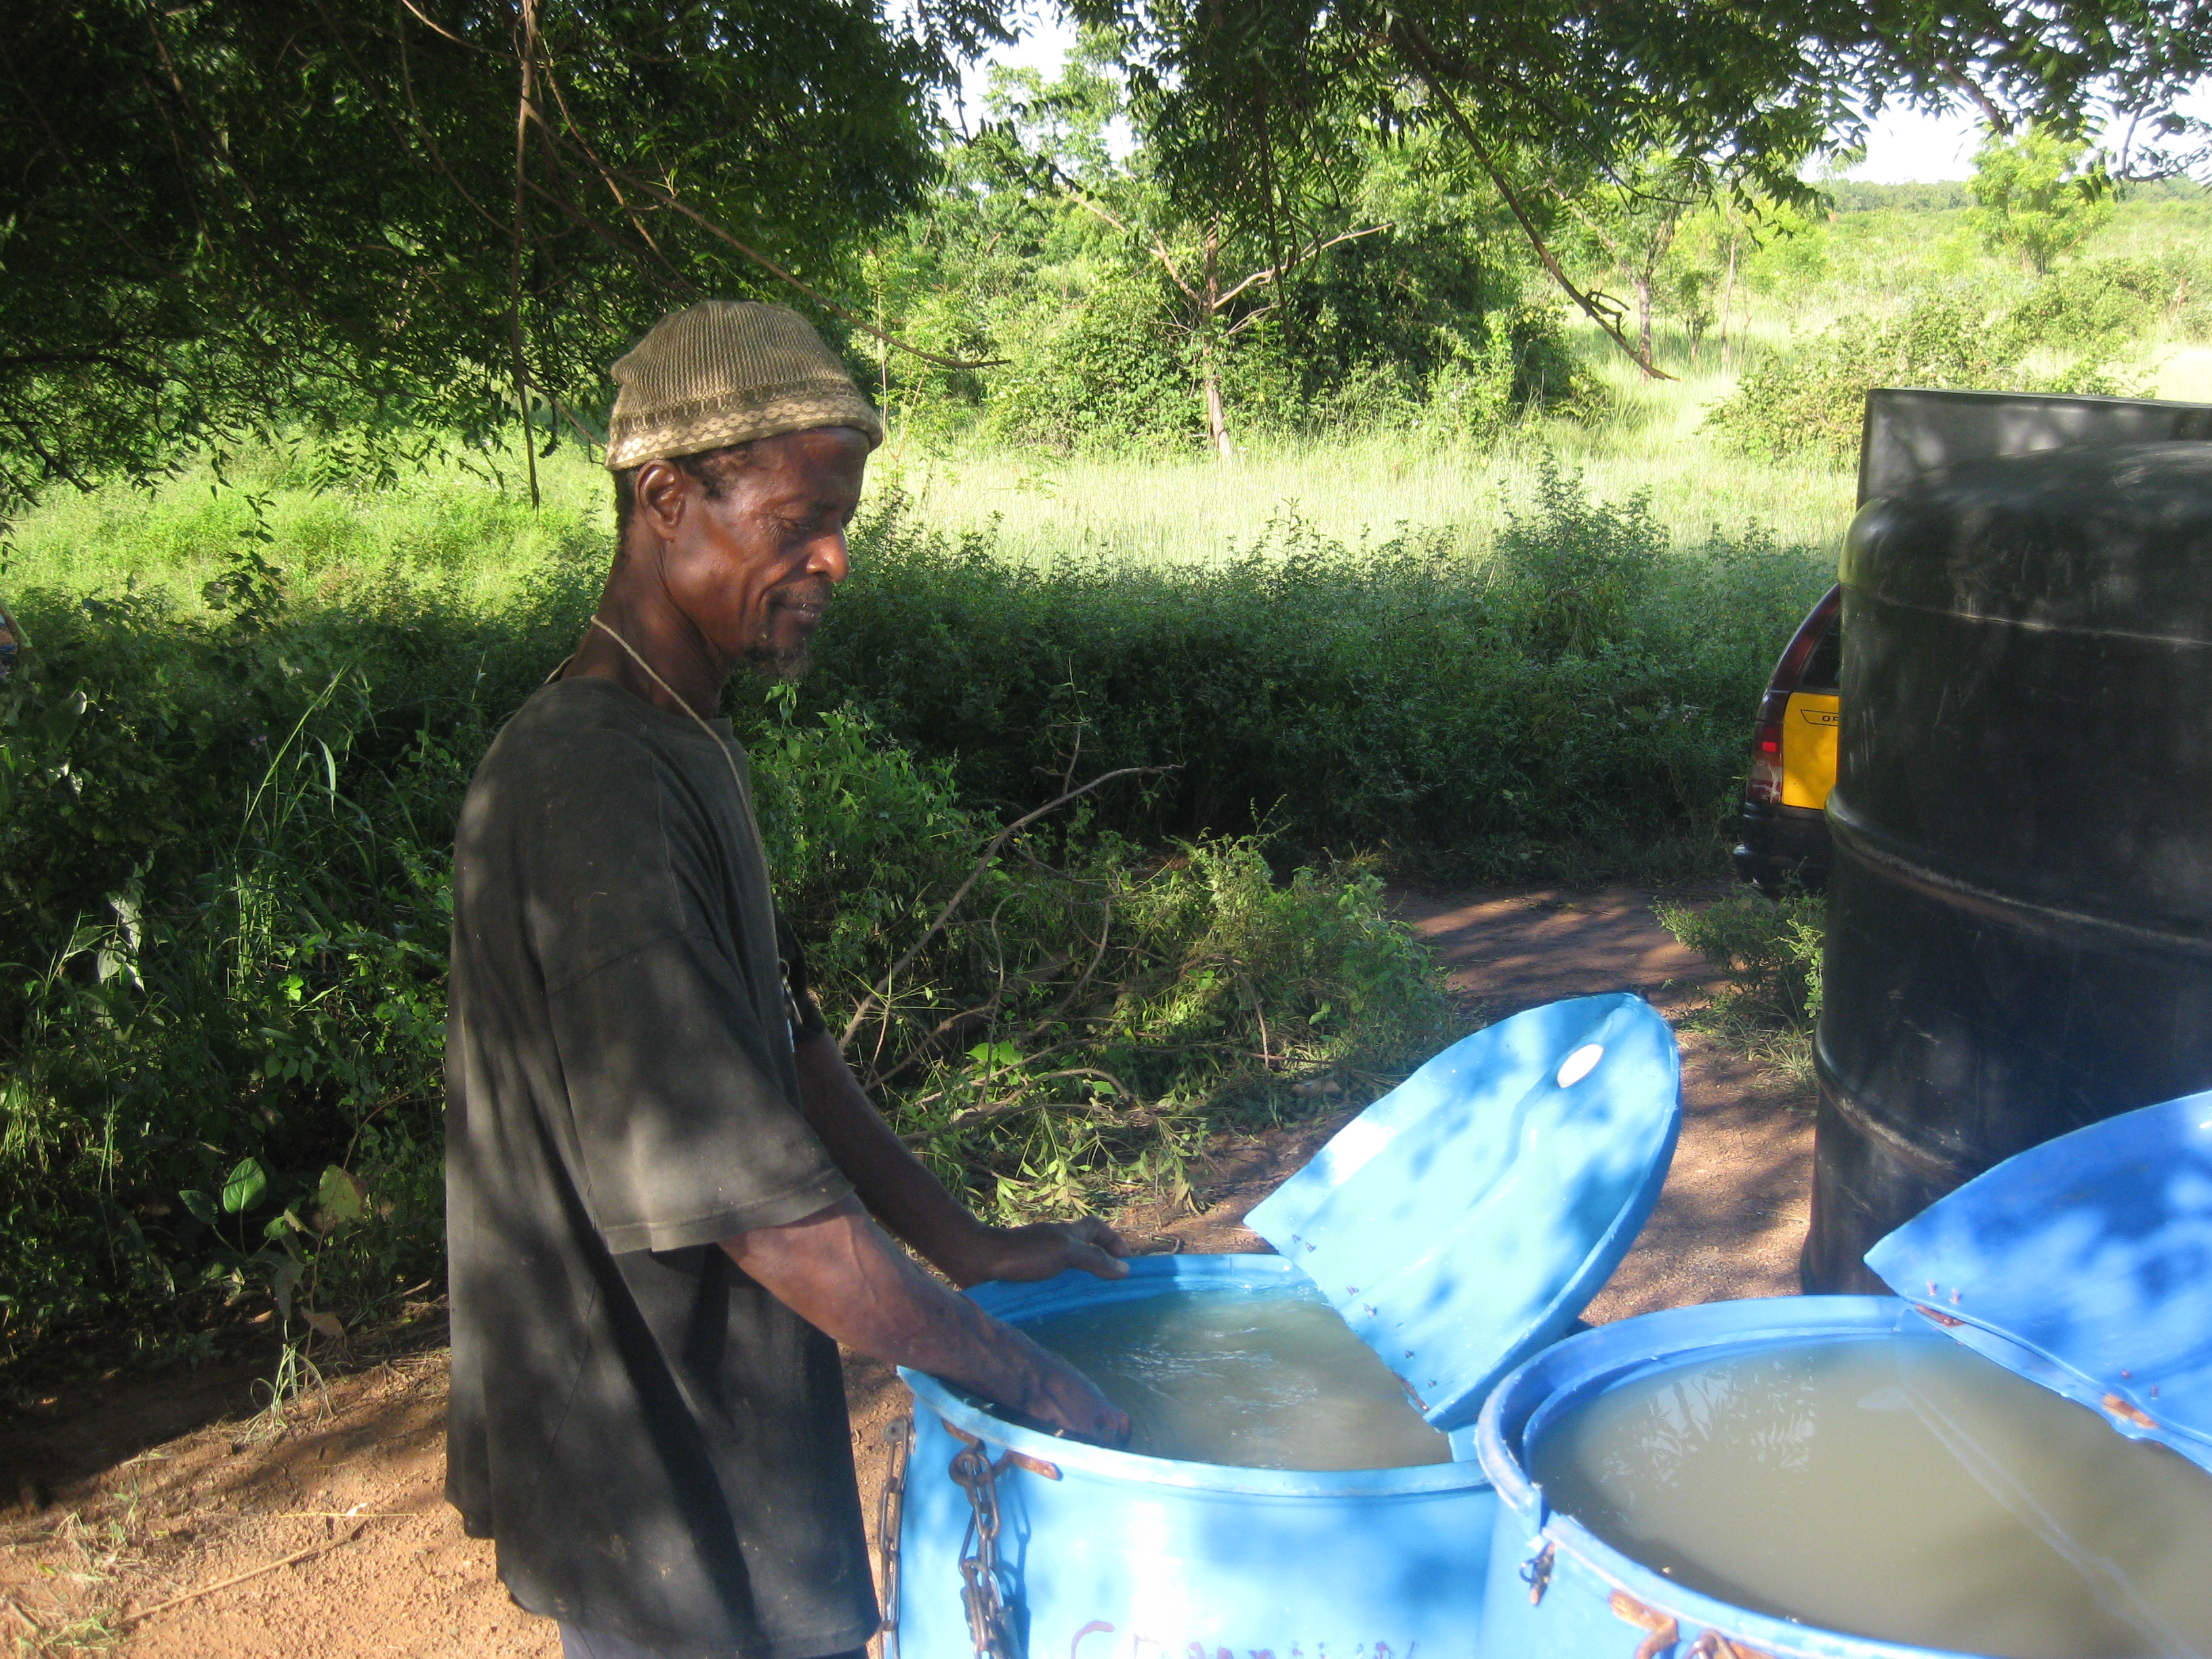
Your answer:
(873, 1416), (912, 1659)
(949, 1436), (1020, 1659)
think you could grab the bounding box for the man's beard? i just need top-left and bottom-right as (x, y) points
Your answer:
(743, 585), (828, 682)
(743, 636), (813, 682)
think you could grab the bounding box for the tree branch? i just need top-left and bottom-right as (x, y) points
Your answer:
(509, 0), (542, 507)
(610, 173), (1010, 371)
(1936, 60), (2012, 136)
(1213, 222), (1393, 308)
(1033, 156), (1202, 301)
(838, 765), (1176, 1052)
(1392, 19), (1675, 382)
(903, 1069), (1142, 1146)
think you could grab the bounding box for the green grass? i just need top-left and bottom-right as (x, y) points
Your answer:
(876, 361), (1858, 568)
(5, 353), (1856, 593)
(3, 443), (613, 605)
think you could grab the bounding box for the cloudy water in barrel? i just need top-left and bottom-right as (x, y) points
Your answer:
(1533, 1335), (2212, 1658)
(1009, 1286), (1451, 1471)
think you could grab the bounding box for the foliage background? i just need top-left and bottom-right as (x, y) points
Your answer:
(8, 18), (2212, 1383)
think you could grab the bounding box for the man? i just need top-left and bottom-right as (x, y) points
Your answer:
(445, 300), (1130, 1659)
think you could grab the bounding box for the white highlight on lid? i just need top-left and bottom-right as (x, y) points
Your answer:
(1317, 1116), (1397, 1182)
(1557, 1044), (1605, 1088)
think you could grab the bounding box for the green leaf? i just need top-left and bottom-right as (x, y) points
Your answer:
(221, 1156), (268, 1214)
(966, 1040), (1020, 1069)
(39, 689), (86, 748)
(271, 1257), (301, 1326)
(314, 1165), (367, 1231)
(178, 1189), (217, 1227)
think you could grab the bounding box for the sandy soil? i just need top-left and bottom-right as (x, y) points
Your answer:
(0, 884), (1813, 1657)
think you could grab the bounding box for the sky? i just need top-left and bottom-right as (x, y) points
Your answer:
(1843, 106), (1982, 183)
(957, 17), (2204, 185)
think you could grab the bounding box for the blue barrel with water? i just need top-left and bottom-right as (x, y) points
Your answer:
(1475, 1298), (1940, 1658)
(1472, 1294), (2212, 1658)
(895, 1254), (1497, 1659)
(894, 994), (1683, 1659)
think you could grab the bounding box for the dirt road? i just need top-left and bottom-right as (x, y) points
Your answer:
(0, 886), (1813, 1657)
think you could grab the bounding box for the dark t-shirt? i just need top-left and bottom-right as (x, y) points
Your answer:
(444, 676), (876, 1659)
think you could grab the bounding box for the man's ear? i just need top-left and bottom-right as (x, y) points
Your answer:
(630, 459), (693, 541)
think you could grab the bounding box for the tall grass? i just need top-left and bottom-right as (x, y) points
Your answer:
(7, 377), (1851, 590)
(873, 339), (1858, 568)
(4, 444), (612, 605)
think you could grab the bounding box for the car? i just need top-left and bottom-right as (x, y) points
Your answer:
(1732, 583), (1840, 895)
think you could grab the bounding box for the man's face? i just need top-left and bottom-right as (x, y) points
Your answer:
(642, 426), (869, 680)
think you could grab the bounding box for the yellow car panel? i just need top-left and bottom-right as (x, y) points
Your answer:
(1782, 691), (1840, 809)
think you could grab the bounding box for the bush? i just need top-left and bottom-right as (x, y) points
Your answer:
(1655, 888), (1825, 1080)
(781, 467), (1828, 878)
(974, 272), (1201, 453)
(1998, 255), (2212, 352)
(1709, 289), (2138, 459)
(1490, 459), (1666, 657)
(0, 581), (1460, 1364)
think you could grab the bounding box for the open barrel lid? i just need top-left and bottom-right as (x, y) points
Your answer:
(1246, 992), (1681, 1432)
(1866, 1092), (2212, 1473)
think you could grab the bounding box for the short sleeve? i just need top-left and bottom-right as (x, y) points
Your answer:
(547, 930), (852, 1254)
(776, 911), (828, 1038)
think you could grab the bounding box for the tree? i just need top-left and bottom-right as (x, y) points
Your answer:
(1069, 0), (2212, 375)
(972, 39), (1389, 457)
(1969, 124), (2114, 274)
(869, 60), (1557, 453)
(1551, 154), (1706, 377)
(0, 0), (1009, 513)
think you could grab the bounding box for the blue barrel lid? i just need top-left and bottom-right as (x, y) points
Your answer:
(1245, 992), (1681, 1432)
(1866, 1090), (2212, 1473)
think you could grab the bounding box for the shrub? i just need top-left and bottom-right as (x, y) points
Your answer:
(975, 273), (1200, 453)
(781, 468), (1828, 877)
(1709, 289), (2137, 459)
(0, 586), (1460, 1364)
(1490, 459), (1666, 657)
(1656, 888), (1825, 1082)
(1998, 255), (2212, 352)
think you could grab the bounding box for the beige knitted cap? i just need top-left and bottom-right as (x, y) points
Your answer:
(603, 301), (884, 470)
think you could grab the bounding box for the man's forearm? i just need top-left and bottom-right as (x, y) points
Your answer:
(722, 1196), (1128, 1443)
(790, 1027), (995, 1279)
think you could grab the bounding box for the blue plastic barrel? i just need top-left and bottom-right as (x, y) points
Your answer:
(1475, 1296), (2024, 1659)
(896, 1254), (1497, 1659)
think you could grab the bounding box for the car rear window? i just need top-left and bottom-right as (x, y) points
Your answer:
(1801, 615), (1842, 693)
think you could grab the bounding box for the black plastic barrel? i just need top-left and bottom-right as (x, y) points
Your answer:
(1805, 441), (2212, 1294)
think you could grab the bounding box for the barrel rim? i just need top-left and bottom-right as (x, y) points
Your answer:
(897, 1253), (1493, 1498)
(1475, 1294), (2005, 1659)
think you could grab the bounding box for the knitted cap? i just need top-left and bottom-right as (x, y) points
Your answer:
(603, 301), (884, 470)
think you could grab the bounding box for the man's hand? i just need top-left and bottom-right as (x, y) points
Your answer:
(951, 1217), (1130, 1289)
(1016, 1349), (1134, 1446)
(789, 1027), (1135, 1292)
(725, 1197), (1132, 1447)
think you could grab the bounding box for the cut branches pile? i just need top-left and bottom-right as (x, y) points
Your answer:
(750, 701), (1457, 1220)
